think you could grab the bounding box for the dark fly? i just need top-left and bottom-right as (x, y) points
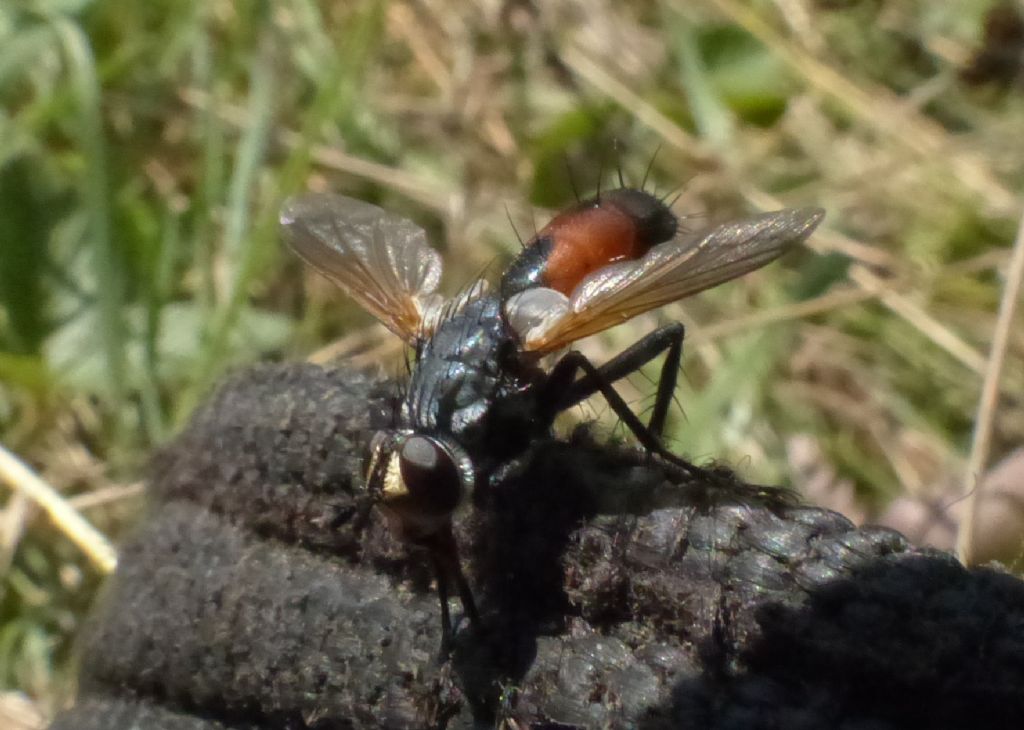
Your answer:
(280, 189), (823, 651)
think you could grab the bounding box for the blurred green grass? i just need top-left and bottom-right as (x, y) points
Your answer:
(2, 0), (1023, 720)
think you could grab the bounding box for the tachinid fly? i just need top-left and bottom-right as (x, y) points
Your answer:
(280, 188), (824, 651)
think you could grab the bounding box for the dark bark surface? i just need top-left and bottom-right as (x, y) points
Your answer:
(53, 363), (1024, 729)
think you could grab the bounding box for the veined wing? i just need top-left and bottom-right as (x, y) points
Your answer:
(281, 193), (445, 342)
(506, 207), (825, 353)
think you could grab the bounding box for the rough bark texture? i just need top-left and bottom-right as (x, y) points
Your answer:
(52, 363), (1024, 729)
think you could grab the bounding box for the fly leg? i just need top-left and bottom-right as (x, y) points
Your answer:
(556, 323), (684, 440)
(430, 552), (454, 656)
(540, 323), (713, 476)
(437, 526), (480, 628)
(427, 525), (480, 658)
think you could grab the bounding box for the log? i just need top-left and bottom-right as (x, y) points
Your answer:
(52, 364), (1024, 729)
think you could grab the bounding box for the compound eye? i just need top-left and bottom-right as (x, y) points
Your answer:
(398, 435), (463, 516)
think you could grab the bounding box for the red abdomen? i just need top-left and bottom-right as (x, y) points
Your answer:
(500, 188), (678, 300)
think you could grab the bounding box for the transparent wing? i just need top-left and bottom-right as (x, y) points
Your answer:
(281, 193), (445, 342)
(507, 207), (825, 353)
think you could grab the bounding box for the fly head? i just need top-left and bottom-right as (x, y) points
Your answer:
(365, 430), (475, 543)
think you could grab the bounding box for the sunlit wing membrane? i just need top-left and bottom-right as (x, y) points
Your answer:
(280, 193), (445, 342)
(508, 207), (825, 353)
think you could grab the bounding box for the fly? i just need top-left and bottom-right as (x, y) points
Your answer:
(280, 188), (824, 652)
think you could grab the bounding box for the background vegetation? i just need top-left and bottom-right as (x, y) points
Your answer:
(1, 0), (1022, 724)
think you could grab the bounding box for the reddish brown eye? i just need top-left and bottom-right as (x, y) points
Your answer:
(398, 436), (463, 516)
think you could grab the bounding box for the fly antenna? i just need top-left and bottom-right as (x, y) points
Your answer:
(641, 144), (662, 192)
